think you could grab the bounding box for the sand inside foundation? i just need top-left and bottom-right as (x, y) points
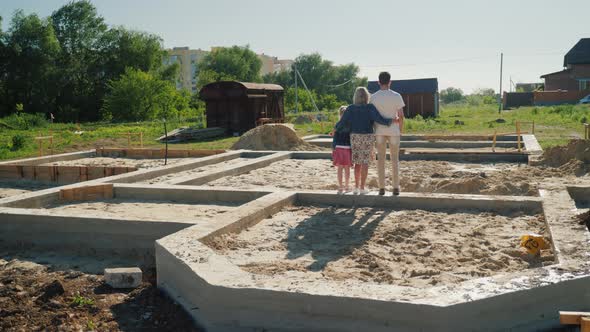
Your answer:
(210, 206), (552, 288)
(44, 198), (237, 222)
(0, 180), (55, 199)
(207, 159), (549, 196)
(138, 158), (251, 184)
(39, 157), (200, 169)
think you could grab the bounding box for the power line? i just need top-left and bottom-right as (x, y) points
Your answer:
(326, 79), (353, 89)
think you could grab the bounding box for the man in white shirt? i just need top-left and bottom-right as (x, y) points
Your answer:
(370, 72), (405, 196)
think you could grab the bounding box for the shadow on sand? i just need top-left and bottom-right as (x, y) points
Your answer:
(286, 207), (390, 271)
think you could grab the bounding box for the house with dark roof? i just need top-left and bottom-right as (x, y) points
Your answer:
(367, 78), (439, 118)
(540, 38), (590, 92)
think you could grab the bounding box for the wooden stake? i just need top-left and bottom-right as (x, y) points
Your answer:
(516, 121), (522, 152)
(492, 130), (497, 153)
(140, 132), (143, 148)
(532, 120), (535, 135)
(49, 130), (54, 155)
(127, 132), (131, 147)
(38, 131), (42, 157)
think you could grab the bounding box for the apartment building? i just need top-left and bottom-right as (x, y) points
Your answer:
(165, 47), (293, 92)
(164, 47), (209, 93)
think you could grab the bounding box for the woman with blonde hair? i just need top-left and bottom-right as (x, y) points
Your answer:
(336, 87), (391, 195)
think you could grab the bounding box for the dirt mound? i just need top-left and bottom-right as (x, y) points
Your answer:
(231, 124), (323, 151)
(539, 139), (590, 168)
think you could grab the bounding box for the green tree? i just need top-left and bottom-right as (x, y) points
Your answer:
(263, 53), (365, 104)
(473, 88), (495, 97)
(0, 11), (60, 117)
(0, 1), (177, 122)
(197, 45), (262, 87)
(470, 88), (497, 105)
(440, 87), (464, 104)
(99, 27), (167, 81)
(329, 62), (367, 103)
(262, 70), (292, 88)
(51, 0), (108, 121)
(102, 68), (189, 122)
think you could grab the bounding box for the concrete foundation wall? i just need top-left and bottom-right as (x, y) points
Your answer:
(154, 188), (583, 332)
(155, 248), (590, 332)
(0, 210), (192, 267)
(114, 184), (269, 205)
(302, 134), (524, 142)
(296, 192), (543, 215)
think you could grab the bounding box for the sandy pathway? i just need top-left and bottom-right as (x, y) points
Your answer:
(44, 198), (237, 222)
(207, 159), (544, 195)
(210, 206), (551, 288)
(0, 180), (55, 199)
(40, 157), (201, 169)
(139, 158), (251, 184)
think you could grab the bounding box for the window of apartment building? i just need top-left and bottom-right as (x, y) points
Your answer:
(580, 79), (590, 91)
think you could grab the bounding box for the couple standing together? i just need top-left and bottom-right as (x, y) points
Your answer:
(332, 72), (405, 196)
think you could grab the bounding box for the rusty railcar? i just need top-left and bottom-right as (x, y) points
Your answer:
(199, 81), (284, 135)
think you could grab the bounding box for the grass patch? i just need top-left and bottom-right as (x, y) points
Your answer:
(1, 104), (588, 161)
(71, 293), (95, 307)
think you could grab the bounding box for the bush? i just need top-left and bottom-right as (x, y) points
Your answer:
(11, 134), (26, 151)
(2, 113), (48, 130)
(0, 146), (9, 159)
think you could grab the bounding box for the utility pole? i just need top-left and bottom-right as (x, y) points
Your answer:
(498, 52), (503, 114)
(294, 64), (298, 113)
(296, 69), (320, 113)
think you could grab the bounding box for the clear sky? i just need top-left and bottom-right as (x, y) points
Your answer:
(1, 0), (589, 93)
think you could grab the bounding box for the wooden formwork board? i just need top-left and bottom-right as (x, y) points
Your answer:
(0, 165), (136, 183)
(95, 148), (226, 159)
(59, 184), (114, 202)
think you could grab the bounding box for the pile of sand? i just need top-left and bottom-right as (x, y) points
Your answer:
(538, 139), (590, 170)
(232, 124), (323, 151)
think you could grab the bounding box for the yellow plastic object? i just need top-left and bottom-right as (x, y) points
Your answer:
(520, 233), (548, 255)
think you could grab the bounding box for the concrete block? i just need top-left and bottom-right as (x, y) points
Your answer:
(104, 267), (142, 289)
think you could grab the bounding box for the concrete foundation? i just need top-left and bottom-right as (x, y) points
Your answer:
(1, 135), (589, 331)
(303, 134), (543, 157)
(155, 188), (590, 331)
(0, 185), (271, 268)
